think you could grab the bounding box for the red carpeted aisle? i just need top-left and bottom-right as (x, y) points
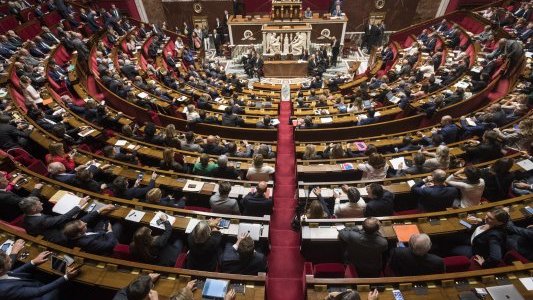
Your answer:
(266, 101), (304, 300)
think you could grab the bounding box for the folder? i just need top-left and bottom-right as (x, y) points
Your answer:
(392, 224), (420, 243)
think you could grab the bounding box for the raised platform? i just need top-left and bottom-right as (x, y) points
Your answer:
(263, 60), (308, 78)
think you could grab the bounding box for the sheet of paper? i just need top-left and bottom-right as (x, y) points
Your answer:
(52, 193), (81, 214)
(238, 223), (262, 241)
(519, 277), (533, 291)
(149, 212), (176, 230)
(125, 209), (145, 222)
(356, 187), (368, 197)
(389, 157), (407, 170)
(137, 92), (148, 99)
(185, 218), (200, 234)
(517, 159), (533, 171)
(229, 185), (244, 198)
(115, 140), (127, 146)
(465, 117), (477, 126)
(407, 180), (416, 188)
(320, 117), (333, 124)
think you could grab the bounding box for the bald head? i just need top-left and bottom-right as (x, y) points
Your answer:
(362, 217), (380, 234)
(409, 233), (432, 256)
(256, 181), (268, 195)
(441, 115), (452, 125)
(432, 169), (447, 184)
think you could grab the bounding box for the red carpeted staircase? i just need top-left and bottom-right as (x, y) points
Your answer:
(266, 101), (304, 300)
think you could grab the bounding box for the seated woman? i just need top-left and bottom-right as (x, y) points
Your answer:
(187, 220), (222, 271)
(45, 143), (75, 172)
(159, 148), (184, 172)
(358, 153), (388, 181)
(450, 208), (509, 268)
(480, 157), (515, 202)
(304, 199), (330, 219)
(146, 187), (183, 208)
(323, 143), (351, 159)
(446, 166), (485, 208)
(463, 130), (503, 164)
(423, 145), (450, 171)
(129, 214), (183, 267)
(302, 144), (322, 160)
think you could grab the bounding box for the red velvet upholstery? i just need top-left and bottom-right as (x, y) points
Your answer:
(8, 215), (25, 228)
(393, 209), (422, 216)
(504, 250), (529, 264)
(0, 220), (27, 234)
(443, 256), (471, 273)
(112, 244), (131, 260)
(27, 160), (49, 176)
(313, 263), (346, 278)
(174, 252), (187, 268)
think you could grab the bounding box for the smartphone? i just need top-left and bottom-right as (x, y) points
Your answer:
(137, 173), (144, 180)
(51, 255), (74, 273)
(0, 240), (13, 253)
(235, 162), (241, 169)
(87, 203), (96, 212)
(392, 290), (405, 300)
(218, 219), (230, 229)
(459, 220), (472, 229)
(15, 178), (28, 187)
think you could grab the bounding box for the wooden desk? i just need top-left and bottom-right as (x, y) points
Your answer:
(0, 224), (266, 299)
(263, 60), (308, 78)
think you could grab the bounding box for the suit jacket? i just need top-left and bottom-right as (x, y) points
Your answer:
(0, 188), (39, 221)
(24, 206), (81, 243)
(0, 263), (68, 299)
(470, 224), (506, 268)
(389, 247), (444, 276)
(186, 231), (222, 271)
(338, 228), (388, 277)
(412, 182), (458, 212)
(506, 223), (533, 261)
(68, 231), (117, 255)
(219, 243), (267, 275)
(364, 191), (394, 217)
(241, 193), (273, 217)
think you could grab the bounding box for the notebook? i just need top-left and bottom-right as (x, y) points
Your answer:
(392, 224), (420, 243)
(202, 279), (229, 300)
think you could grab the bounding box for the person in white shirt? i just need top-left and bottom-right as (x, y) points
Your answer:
(445, 165), (485, 208)
(19, 76), (42, 108)
(358, 153), (389, 181)
(332, 184), (366, 218)
(185, 104), (200, 122)
(246, 154), (275, 181)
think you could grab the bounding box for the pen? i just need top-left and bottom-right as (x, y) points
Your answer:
(128, 211), (136, 218)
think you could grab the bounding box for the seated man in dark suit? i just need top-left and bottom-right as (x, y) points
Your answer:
(219, 232), (267, 275)
(0, 176), (42, 222)
(506, 223), (533, 261)
(0, 249), (79, 300)
(62, 207), (121, 255)
(338, 217), (388, 277)
(241, 181), (273, 217)
(389, 233), (444, 276)
(19, 196), (87, 243)
(412, 169), (458, 212)
(363, 183), (394, 217)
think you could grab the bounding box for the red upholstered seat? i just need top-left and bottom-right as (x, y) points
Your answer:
(112, 244), (131, 260)
(0, 220), (27, 234)
(444, 256), (471, 273)
(9, 215), (25, 228)
(313, 263), (346, 278)
(184, 205), (211, 212)
(174, 252), (188, 268)
(393, 209), (422, 216)
(27, 160), (49, 176)
(504, 250), (530, 264)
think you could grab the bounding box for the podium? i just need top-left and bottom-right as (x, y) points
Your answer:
(271, 0), (302, 20)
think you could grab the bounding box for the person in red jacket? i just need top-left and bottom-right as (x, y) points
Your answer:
(45, 142), (75, 171)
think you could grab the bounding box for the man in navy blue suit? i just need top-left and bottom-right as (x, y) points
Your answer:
(412, 169), (459, 212)
(0, 249), (79, 300)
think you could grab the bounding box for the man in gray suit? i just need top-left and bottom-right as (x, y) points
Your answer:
(337, 217), (388, 277)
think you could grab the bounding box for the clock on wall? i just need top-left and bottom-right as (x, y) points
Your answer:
(193, 2), (203, 14)
(375, 0), (385, 9)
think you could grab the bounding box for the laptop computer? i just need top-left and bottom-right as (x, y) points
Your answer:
(486, 284), (525, 300)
